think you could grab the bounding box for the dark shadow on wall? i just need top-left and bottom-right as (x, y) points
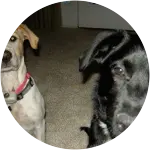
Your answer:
(23, 3), (61, 31)
(22, 2), (62, 59)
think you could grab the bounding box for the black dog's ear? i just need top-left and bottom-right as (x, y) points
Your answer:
(79, 30), (130, 73)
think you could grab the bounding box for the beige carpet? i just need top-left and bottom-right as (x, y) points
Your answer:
(25, 28), (100, 149)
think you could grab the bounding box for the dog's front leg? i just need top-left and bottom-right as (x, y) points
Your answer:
(34, 119), (45, 142)
(80, 116), (104, 150)
(81, 123), (103, 148)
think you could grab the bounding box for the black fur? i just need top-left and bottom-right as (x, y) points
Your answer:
(79, 30), (149, 148)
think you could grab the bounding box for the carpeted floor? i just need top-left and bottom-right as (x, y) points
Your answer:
(25, 28), (101, 149)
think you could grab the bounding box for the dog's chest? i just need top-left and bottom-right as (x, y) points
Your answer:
(1, 72), (19, 92)
(11, 103), (34, 128)
(11, 90), (42, 130)
(10, 86), (44, 131)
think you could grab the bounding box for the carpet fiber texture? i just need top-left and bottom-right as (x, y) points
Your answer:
(25, 28), (101, 149)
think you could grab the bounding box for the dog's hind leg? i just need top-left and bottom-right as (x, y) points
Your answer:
(34, 119), (45, 142)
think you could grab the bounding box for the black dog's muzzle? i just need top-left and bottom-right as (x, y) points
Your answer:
(0, 50), (12, 63)
(113, 113), (135, 137)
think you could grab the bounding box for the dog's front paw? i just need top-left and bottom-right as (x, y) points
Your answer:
(80, 126), (90, 136)
(80, 126), (88, 131)
(80, 126), (84, 131)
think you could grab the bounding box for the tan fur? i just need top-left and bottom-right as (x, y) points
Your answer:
(17, 24), (39, 49)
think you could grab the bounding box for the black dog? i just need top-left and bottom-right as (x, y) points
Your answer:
(79, 30), (149, 148)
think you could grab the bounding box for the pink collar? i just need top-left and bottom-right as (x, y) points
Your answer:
(15, 73), (31, 94)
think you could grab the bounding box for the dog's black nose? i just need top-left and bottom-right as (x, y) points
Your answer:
(2, 50), (12, 63)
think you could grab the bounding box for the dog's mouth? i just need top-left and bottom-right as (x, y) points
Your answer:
(0, 64), (18, 73)
(0, 62), (14, 73)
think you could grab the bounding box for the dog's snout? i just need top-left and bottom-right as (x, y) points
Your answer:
(2, 50), (12, 63)
(116, 113), (134, 132)
(112, 114), (131, 136)
(117, 123), (125, 132)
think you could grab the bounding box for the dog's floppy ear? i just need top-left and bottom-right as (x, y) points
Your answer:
(79, 30), (130, 73)
(17, 24), (39, 49)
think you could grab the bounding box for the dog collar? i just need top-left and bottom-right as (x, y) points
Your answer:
(5, 73), (34, 108)
(16, 73), (34, 100)
(15, 73), (31, 94)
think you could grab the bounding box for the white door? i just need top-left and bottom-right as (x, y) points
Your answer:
(78, 2), (133, 30)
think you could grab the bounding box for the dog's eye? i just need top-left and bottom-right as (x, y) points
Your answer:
(10, 36), (17, 42)
(114, 67), (123, 74)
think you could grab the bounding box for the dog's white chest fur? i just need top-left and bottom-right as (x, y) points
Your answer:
(1, 71), (45, 131)
(11, 83), (45, 131)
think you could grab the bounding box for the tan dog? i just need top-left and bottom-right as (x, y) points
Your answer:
(1, 24), (45, 142)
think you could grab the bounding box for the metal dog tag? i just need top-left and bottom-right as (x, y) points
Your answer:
(4, 92), (17, 104)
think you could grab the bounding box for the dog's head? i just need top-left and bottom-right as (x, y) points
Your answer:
(79, 30), (149, 137)
(1, 24), (39, 72)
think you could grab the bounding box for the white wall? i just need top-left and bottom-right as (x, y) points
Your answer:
(61, 1), (78, 28)
(61, 1), (133, 30)
(78, 2), (133, 30)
